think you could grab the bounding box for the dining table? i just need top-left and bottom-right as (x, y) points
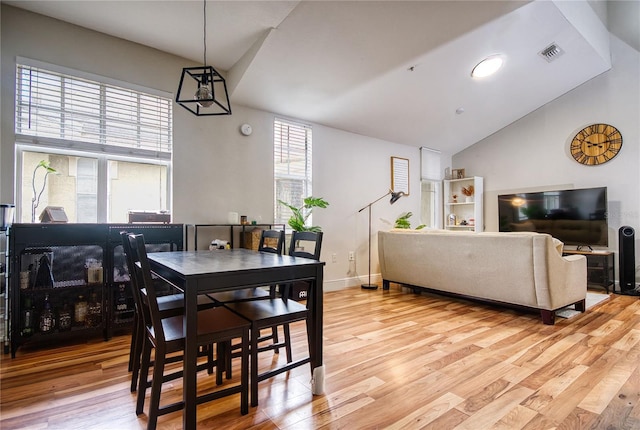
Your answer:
(146, 248), (325, 429)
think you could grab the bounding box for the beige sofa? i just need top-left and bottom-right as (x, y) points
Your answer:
(378, 229), (587, 324)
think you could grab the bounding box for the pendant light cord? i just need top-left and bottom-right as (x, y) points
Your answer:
(203, 0), (207, 66)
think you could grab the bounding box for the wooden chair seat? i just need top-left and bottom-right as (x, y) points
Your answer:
(207, 287), (270, 304)
(150, 308), (250, 345)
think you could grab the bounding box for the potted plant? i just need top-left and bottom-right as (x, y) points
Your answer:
(31, 160), (59, 223)
(278, 196), (329, 232)
(394, 212), (426, 230)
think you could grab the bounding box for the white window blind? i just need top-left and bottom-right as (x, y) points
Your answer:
(15, 63), (172, 159)
(420, 146), (441, 180)
(274, 118), (312, 226)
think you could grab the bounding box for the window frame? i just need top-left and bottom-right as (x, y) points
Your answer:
(14, 58), (173, 223)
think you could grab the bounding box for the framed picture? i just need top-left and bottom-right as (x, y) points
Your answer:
(451, 168), (465, 179)
(391, 156), (409, 195)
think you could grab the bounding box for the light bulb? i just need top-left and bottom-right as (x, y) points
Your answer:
(194, 85), (213, 108)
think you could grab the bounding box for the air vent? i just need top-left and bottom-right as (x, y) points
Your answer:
(539, 43), (564, 63)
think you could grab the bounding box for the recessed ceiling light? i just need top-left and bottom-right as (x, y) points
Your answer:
(471, 55), (503, 78)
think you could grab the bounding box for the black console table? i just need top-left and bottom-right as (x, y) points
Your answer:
(8, 223), (183, 357)
(563, 250), (614, 293)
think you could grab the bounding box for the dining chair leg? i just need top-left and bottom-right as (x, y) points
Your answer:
(283, 323), (293, 363)
(128, 312), (138, 372)
(207, 344), (214, 375)
(224, 340), (233, 380)
(216, 342), (225, 385)
(240, 330), (250, 414)
(250, 323), (260, 407)
(136, 338), (152, 416)
(147, 345), (166, 430)
(271, 327), (280, 354)
(130, 315), (144, 392)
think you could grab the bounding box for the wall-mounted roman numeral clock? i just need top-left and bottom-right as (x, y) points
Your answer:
(570, 123), (623, 165)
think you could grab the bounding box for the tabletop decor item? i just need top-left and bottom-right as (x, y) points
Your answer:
(461, 185), (474, 202)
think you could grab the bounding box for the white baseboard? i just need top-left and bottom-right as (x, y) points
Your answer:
(323, 273), (383, 291)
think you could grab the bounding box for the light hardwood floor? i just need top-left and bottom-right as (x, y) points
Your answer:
(1, 286), (639, 429)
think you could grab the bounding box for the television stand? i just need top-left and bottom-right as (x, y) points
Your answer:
(563, 250), (614, 293)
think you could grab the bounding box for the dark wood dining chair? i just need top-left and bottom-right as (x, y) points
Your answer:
(128, 233), (251, 430)
(208, 229), (286, 360)
(281, 230), (323, 299)
(224, 230), (323, 406)
(208, 229), (286, 303)
(121, 231), (217, 393)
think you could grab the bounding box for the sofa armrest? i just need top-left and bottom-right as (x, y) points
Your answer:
(547, 253), (587, 309)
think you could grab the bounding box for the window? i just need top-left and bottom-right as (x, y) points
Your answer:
(274, 118), (312, 227)
(76, 158), (98, 223)
(15, 59), (172, 223)
(420, 147), (442, 228)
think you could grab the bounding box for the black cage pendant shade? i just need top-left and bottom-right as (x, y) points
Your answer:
(176, 0), (232, 116)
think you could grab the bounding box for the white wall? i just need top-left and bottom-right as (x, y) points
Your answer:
(0, 5), (421, 289)
(454, 35), (640, 278)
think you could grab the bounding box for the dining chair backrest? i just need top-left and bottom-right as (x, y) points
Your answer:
(128, 233), (167, 342)
(288, 231), (323, 261)
(258, 230), (285, 255)
(121, 231), (149, 326)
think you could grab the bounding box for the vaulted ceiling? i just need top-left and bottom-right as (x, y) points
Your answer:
(4, 0), (638, 154)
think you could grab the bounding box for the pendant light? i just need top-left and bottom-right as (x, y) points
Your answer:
(176, 0), (231, 116)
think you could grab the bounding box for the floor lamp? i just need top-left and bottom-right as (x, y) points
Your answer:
(358, 189), (405, 290)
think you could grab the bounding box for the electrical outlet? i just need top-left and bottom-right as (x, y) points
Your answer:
(332, 253), (337, 263)
(348, 251), (355, 261)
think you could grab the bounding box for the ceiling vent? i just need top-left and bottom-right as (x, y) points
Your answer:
(539, 43), (564, 63)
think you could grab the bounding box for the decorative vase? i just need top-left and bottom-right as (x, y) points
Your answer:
(465, 196), (473, 203)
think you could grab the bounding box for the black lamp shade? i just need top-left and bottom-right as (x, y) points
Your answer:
(390, 191), (405, 204)
(176, 65), (232, 116)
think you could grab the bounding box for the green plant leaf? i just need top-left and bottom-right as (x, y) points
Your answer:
(279, 196), (329, 231)
(37, 160), (58, 174)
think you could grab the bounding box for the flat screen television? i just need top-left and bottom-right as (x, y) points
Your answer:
(498, 187), (608, 247)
